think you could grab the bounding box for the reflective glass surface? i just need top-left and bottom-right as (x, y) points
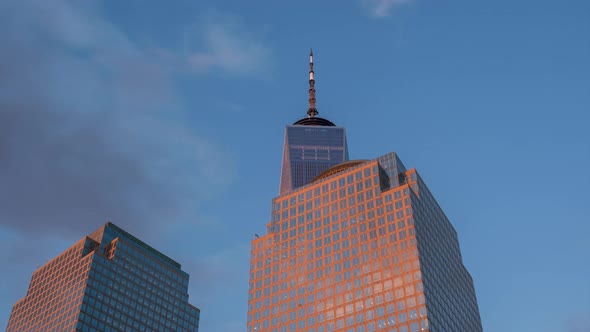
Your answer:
(6, 223), (200, 332)
(280, 125), (349, 194)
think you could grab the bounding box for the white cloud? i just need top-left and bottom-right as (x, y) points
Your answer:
(187, 14), (271, 75)
(362, 0), (413, 18)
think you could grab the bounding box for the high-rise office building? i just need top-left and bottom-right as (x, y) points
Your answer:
(247, 52), (482, 332)
(6, 222), (200, 332)
(279, 49), (349, 195)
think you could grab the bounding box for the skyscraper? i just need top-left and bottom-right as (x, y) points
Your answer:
(247, 52), (482, 332)
(279, 50), (349, 195)
(6, 222), (200, 332)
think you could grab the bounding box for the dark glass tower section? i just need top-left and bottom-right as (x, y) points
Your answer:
(279, 50), (349, 195)
(280, 124), (349, 195)
(6, 222), (200, 332)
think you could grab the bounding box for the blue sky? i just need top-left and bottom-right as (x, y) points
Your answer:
(1, 0), (589, 331)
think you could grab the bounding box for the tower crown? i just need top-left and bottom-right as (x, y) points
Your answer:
(293, 49), (335, 126)
(281, 50), (348, 194)
(307, 48), (318, 118)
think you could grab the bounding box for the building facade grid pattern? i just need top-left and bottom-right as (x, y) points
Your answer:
(248, 153), (482, 332)
(7, 223), (200, 332)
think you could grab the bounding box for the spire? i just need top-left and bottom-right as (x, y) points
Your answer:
(307, 48), (318, 118)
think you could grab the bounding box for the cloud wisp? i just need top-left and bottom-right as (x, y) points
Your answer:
(187, 14), (271, 75)
(362, 0), (413, 18)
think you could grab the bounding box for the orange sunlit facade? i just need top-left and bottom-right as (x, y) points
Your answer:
(247, 154), (482, 332)
(7, 222), (200, 332)
(247, 51), (482, 332)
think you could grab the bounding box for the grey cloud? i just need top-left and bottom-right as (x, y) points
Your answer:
(0, 0), (236, 237)
(566, 313), (590, 332)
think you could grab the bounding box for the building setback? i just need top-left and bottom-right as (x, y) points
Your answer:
(6, 222), (200, 332)
(247, 51), (482, 332)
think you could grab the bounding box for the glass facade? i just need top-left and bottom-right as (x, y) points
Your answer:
(407, 172), (482, 331)
(280, 125), (349, 195)
(6, 223), (200, 332)
(248, 152), (482, 332)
